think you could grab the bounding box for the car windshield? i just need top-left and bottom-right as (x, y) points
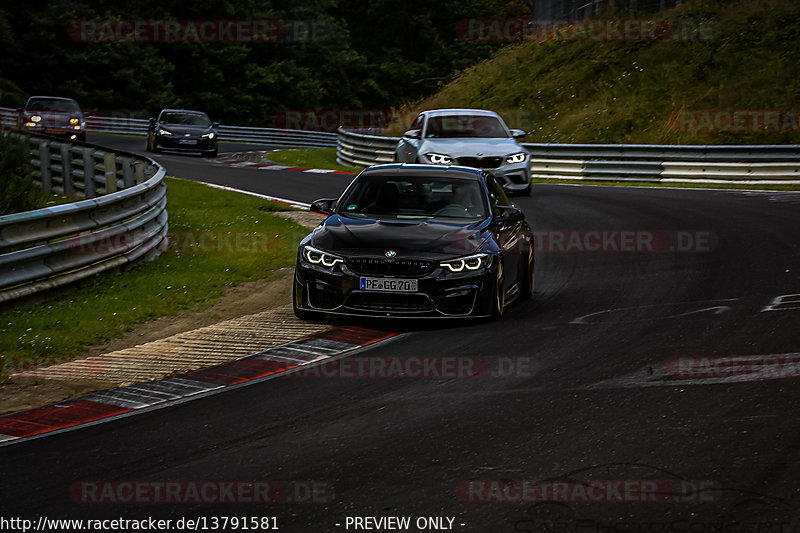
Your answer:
(424, 114), (508, 138)
(160, 112), (211, 127)
(26, 98), (80, 113)
(338, 174), (488, 220)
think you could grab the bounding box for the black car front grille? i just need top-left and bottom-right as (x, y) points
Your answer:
(346, 257), (436, 278)
(457, 156), (503, 169)
(346, 292), (433, 313)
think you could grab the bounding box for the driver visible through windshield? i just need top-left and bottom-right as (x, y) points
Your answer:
(339, 174), (488, 220)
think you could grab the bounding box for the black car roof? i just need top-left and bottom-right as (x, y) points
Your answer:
(360, 163), (484, 180)
(159, 109), (210, 115)
(25, 96), (81, 108)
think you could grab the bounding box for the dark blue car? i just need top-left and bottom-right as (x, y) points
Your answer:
(293, 164), (535, 320)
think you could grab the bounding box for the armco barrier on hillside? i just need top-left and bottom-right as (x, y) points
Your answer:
(335, 128), (800, 185)
(0, 134), (168, 303)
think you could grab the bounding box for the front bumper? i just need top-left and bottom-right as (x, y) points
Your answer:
(154, 136), (216, 152)
(22, 124), (84, 139)
(422, 154), (531, 193)
(294, 256), (497, 318)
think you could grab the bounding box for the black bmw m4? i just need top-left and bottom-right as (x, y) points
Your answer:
(293, 164), (535, 320)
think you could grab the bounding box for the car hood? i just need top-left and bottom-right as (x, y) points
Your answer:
(309, 215), (490, 257)
(419, 138), (523, 157)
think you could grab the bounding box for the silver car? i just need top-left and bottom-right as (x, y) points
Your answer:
(394, 109), (531, 196)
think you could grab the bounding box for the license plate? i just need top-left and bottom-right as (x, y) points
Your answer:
(360, 278), (418, 292)
(47, 129), (66, 134)
(178, 139), (197, 145)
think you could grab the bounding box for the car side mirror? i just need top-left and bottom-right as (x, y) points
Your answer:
(403, 129), (421, 139)
(148, 117), (156, 127)
(212, 122), (220, 128)
(495, 205), (525, 223)
(310, 198), (336, 216)
(510, 129), (526, 139)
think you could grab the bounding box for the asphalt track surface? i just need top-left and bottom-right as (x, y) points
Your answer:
(90, 133), (353, 202)
(2, 134), (800, 531)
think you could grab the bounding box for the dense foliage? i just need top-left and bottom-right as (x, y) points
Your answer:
(0, 133), (46, 215)
(0, 0), (509, 125)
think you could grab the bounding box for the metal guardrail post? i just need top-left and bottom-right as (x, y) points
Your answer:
(122, 157), (134, 188)
(60, 144), (73, 196)
(104, 152), (117, 193)
(134, 162), (146, 184)
(39, 141), (52, 192)
(82, 147), (96, 198)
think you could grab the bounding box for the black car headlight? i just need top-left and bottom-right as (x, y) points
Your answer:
(439, 253), (491, 272)
(157, 128), (173, 136)
(201, 131), (215, 139)
(303, 245), (344, 268)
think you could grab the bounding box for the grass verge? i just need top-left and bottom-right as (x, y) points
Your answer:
(0, 176), (309, 380)
(268, 147), (359, 173)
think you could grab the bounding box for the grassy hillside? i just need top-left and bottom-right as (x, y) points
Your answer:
(391, 0), (800, 144)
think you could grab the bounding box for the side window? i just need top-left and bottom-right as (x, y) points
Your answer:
(412, 114), (424, 130)
(485, 174), (510, 209)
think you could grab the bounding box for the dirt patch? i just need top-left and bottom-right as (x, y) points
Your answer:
(1, 268), (298, 416)
(82, 268), (294, 357)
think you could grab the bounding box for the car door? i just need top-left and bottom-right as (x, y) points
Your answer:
(486, 173), (522, 296)
(395, 113), (424, 162)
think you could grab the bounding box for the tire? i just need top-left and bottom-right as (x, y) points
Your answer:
(204, 148), (218, 158)
(490, 259), (505, 320)
(520, 245), (534, 300)
(292, 279), (318, 320)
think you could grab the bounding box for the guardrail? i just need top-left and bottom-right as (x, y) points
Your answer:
(0, 107), (337, 149)
(336, 127), (400, 167)
(0, 134), (168, 303)
(335, 129), (800, 185)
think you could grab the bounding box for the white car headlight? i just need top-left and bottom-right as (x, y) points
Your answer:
(157, 128), (173, 136)
(303, 245), (343, 268)
(202, 132), (215, 139)
(506, 152), (527, 164)
(31, 115), (42, 122)
(440, 253), (491, 272)
(426, 153), (452, 165)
